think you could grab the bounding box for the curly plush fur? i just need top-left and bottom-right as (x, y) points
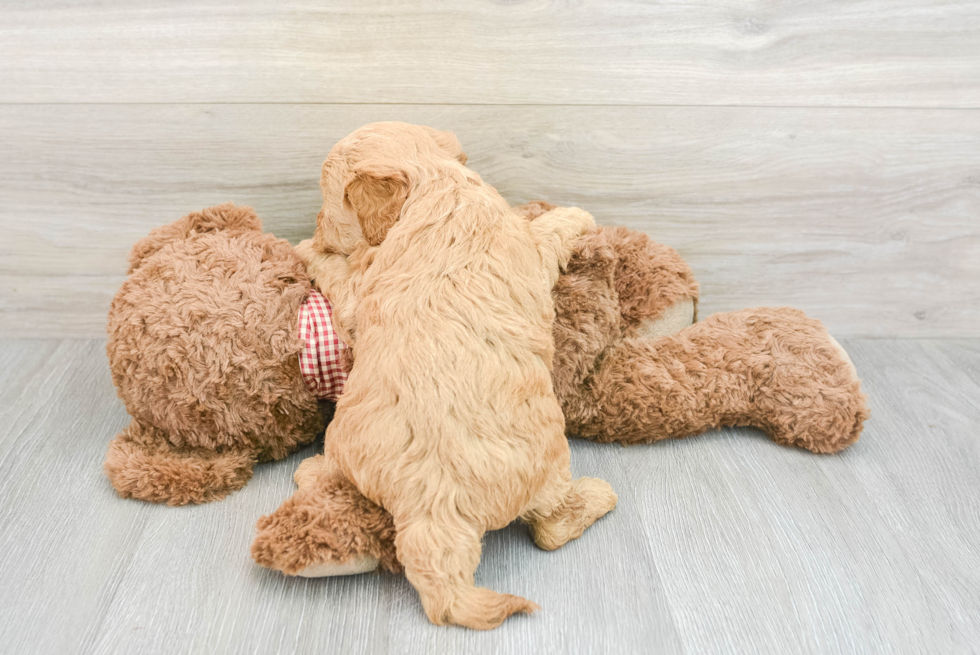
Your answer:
(252, 455), (399, 575)
(105, 203), (322, 505)
(541, 220), (866, 451)
(572, 307), (867, 451)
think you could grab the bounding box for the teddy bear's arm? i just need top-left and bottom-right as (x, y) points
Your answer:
(528, 207), (596, 287)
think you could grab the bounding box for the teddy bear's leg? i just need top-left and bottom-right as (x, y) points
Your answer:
(251, 450), (399, 577)
(103, 420), (258, 506)
(580, 307), (868, 453)
(599, 225), (700, 339)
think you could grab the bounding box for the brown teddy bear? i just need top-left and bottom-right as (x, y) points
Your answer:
(105, 200), (702, 506)
(249, 196), (868, 578)
(104, 201), (866, 534)
(106, 200), (690, 505)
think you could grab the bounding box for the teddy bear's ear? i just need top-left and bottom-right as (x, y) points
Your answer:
(343, 166), (409, 247)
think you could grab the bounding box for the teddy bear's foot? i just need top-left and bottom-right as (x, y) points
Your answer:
(104, 420), (257, 506)
(749, 313), (868, 453)
(264, 452), (385, 576)
(576, 307), (868, 454)
(251, 468), (400, 576)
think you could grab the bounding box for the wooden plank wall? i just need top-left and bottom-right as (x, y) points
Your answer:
(1, 0), (978, 337)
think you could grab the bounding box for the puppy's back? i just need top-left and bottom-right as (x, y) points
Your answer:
(332, 176), (564, 520)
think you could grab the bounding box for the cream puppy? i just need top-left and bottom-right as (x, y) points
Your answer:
(296, 122), (616, 630)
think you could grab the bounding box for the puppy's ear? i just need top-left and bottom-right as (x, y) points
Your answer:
(425, 127), (468, 165)
(343, 167), (409, 246)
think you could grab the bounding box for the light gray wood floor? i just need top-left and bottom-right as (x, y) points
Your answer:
(1, 338), (978, 654)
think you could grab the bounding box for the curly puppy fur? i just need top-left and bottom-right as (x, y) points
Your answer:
(289, 122), (617, 629)
(255, 207), (702, 579)
(105, 203), (322, 505)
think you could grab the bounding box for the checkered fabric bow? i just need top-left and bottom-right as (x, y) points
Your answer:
(297, 288), (348, 401)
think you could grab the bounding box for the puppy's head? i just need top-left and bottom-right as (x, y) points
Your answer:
(314, 122), (468, 254)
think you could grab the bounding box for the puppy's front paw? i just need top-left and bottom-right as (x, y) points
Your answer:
(568, 207), (596, 235)
(552, 207), (596, 270)
(294, 239), (319, 267)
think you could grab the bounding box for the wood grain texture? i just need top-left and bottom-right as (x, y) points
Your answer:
(0, 340), (154, 655)
(1, 104), (978, 338)
(1, 0), (979, 107)
(623, 338), (980, 653)
(1, 338), (979, 654)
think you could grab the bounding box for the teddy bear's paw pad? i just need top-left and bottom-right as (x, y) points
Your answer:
(635, 297), (696, 339)
(293, 555), (380, 578)
(826, 334), (859, 383)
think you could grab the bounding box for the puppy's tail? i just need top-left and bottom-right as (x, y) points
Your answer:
(445, 585), (539, 631)
(396, 516), (539, 630)
(104, 420), (256, 506)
